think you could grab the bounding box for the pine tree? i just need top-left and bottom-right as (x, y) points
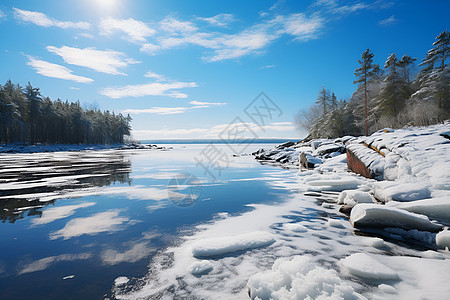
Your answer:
(316, 85), (331, 116)
(417, 30), (450, 114)
(354, 49), (381, 136)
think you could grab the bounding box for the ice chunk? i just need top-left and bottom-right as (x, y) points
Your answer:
(306, 176), (361, 192)
(378, 284), (397, 294)
(62, 275), (75, 280)
(364, 237), (387, 249)
(421, 250), (445, 260)
(373, 181), (431, 203)
(436, 230), (450, 250)
(283, 223), (308, 233)
(191, 231), (275, 257)
(114, 276), (129, 286)
(247, 255), (362, 300)
(337, 190), (374, 206)
(388, 197), (450, 224)
(350, 204), (442, 232)
(327, 219), (346, 228)
(341, 253), (398, 280)
(187, 260), (213, 275)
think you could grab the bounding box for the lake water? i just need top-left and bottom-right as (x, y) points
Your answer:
(0, 143), (299, 299)
(1, 144), (447, 299)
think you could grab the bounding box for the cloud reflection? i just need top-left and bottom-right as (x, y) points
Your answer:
(101, 241), (155, 265)
(31, 202), (95, 226)
(50, 209), (131, 240)
(18, 253), (92, 275)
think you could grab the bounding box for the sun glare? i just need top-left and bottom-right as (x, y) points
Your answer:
(94, 0), (119, 12)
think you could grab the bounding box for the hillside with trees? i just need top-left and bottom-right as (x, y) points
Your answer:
(0, 81), (131, 145)
(296, 30), (450, 138)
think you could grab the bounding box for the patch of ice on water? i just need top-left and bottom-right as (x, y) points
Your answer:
(187, 260), (213, 275)
(378, 284), (396, 294)
(192, 231), (275, 257)
(247, 255), (363, 300)
(114, 276), (129, 286)
(341, 253), (398, 280)
(363, 237), (387, 249)
(63, 275), (75, 280)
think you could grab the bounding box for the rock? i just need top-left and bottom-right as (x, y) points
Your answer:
(299, 152), (321, 169)
(339, 205), (353, 215)
(276, 141), (295, 149)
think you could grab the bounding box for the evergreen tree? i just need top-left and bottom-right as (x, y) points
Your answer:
(354, 49), (381, 136)
(315, 85), (331, 116)
(417, 30), (450, 115)
(378, 53), (408, 122)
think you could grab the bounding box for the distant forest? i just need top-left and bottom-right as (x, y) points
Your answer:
(0, 81), (131, 145)
(297, 30), (450, 138)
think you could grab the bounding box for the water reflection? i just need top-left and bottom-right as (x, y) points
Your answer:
(0, 151), (132, 223)
(18, 253), (92, 275)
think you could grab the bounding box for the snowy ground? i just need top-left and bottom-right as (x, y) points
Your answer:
(112, 123), (450, 299)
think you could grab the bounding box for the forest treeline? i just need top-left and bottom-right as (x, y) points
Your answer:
(296, 30), (450, 138)
(0, 81), (131, 144)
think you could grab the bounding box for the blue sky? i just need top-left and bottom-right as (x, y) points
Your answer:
(0, 0), (448, 140)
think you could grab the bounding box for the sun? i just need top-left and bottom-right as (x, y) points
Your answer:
(93, 0), (119, 11)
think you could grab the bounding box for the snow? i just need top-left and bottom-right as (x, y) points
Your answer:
(387, 197), (450, 224)
(187, 260), (214, 275)
(337, 190), (374, 206)
(436, 230), (450, 249)
(341, 253), (398, 281)
(114, 277), (129, 286)
(282, 222), (308, 233)
(247, 256), (363, 300)
(327, 219), (346, 228)
(191, 231), (275, 257)
(350, 204), (442, 232)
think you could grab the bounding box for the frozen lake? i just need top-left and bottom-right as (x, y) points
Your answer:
(1, 144), (449, 299)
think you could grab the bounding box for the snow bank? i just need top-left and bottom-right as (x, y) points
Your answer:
(341, 253), (398, 281)
(188, 260), (214, 275)
(247, 256), (363, 300)
(373, 180), (431, 202)
(350, 204), (442, 232)
(191, 231), (275, 257)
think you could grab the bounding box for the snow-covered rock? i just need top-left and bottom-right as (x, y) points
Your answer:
(350, 204), (442, 232)
(387, 197), (450, 224)
(436, 230), (450, 250)
(337, 190), (374, 206)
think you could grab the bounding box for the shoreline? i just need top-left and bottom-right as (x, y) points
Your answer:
(0, 143), (168, 154)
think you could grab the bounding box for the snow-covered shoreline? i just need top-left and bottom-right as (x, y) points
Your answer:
(253, 123), (450, 246)
(0, 143), (168, 154)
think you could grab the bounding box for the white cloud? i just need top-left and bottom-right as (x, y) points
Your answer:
(330, 3), (369, 15)
(123, 107), (192, 115)
(100, 17), (156, 42)
(189, 100), (226, 106)
(18, 253), (92, 274)
(26, 57), (94, 83)
(198, 13), (234, 26)
(160, 16), (198, 34)
(50, 210), (130, 240)
(280, 13), (324, 40)
(47, 46), (139, 75)
(0, 10), (6, 21)
(379, 15), (397, 26)
(31, 202), (95, 226)
(101, 241), (154, 265)
(140, 43), (161, 54)
(99, 81), (197, 99)
(144, 70), (168, 81)
(13, 8), (90, 29)
(259, 64), (277, 70)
